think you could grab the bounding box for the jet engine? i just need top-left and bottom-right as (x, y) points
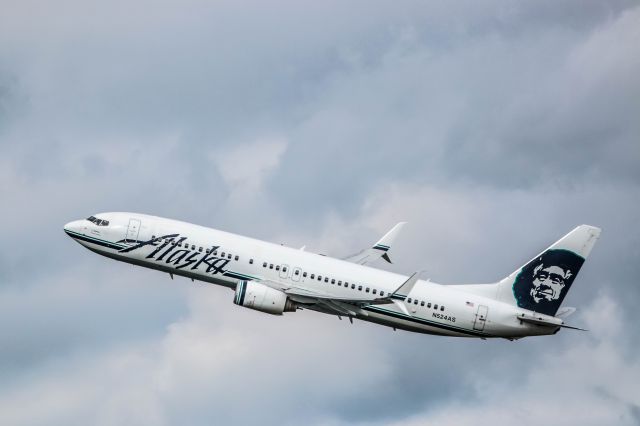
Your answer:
(233, 281), (297, 315)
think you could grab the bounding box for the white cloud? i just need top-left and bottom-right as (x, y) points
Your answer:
(395, 294), (640, 426)
(212, 137), (288, 194)
(1, 1), (639, 425)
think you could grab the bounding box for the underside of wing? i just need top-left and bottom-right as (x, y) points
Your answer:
(280, 272), (421, 317)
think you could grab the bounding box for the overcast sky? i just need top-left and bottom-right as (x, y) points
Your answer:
(1, 1), (639, 425)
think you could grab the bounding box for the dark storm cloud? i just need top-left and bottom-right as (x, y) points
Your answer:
(0, 1), (639, 425)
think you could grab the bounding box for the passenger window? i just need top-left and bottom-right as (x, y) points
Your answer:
(440, 306), (445, 311)
(283, 267), (287, 272)
(303, 272), (307, 277)
(407, 298), (412, 303)
(263, 262), (267, 267)
(331, 279), (335, 284)
(235, 255), (239, 261)
(310, 274), (315, 279)
(414, 300), (418, 305)
(421, 301), (425, 306)
(427, 303), (431, 308)
(434, 304), (438, 309)
(338, 281), (342, 286)
(228, 254), (232, 259)
(213, 251), (217, 255)
(324, 277), (329, 283)
(358, 285), (362, 291)
(276, 265), (280, 271)
(221, 252), (225, 257)
(199, 247), (203, 252)
(318, 275), (322, 281)
(269, 264), (273, 269)
(372, 289), (377, 295)
(380, 291), (385, 296)
(351, 284), (355, 289)
(295, 270), (300, 275)
(365, 287), (370, 293)
(250, 259), (253, 264)
(192, 245), (195, 250)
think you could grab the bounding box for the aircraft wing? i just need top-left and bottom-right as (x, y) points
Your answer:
(343, 222), (406, 265)
(247, 270), (420, 318)
(283, 286), (391, 306)
(281, 272), (421, 317)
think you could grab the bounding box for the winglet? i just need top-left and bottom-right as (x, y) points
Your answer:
(343, 222), (408, 265)
(373, 222), (407, 263)
(392, 271), (421, 297)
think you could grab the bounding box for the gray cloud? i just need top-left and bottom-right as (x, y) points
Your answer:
(0, 1), (639, 425)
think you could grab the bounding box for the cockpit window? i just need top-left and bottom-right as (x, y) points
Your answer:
(87, 216), (109, 226)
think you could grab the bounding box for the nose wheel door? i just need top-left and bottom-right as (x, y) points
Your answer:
(125, 218), (141, 243)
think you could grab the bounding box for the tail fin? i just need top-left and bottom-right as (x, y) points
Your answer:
(496, 225), (601, 316)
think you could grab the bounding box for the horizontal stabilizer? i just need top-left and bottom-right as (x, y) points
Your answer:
(517, 312), (587, 331)
(556, 307), (576, 318)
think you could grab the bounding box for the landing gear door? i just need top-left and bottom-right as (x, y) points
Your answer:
(473, 305), (488, 331)
(125, 218), (141, 243)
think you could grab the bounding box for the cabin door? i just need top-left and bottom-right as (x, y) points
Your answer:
(125, 218), (141, 243)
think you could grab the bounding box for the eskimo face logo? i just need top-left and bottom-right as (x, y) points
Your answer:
(530, 264), (572, 303)
(513, 249), (584, 315)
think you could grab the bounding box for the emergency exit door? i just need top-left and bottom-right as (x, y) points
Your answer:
(473, 305), (488, 331)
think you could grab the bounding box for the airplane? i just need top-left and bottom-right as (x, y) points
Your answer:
(63, 213), (601, 340)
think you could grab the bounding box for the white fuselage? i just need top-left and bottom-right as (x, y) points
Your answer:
(64, 212), (560, 339)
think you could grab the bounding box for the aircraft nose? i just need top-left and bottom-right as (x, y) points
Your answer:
(64, 220), (82, 235)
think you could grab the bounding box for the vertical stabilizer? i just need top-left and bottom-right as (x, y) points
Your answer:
(496, 225), (601, 316)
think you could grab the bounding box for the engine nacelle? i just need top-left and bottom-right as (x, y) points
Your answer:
(234, 281), (296, 315)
